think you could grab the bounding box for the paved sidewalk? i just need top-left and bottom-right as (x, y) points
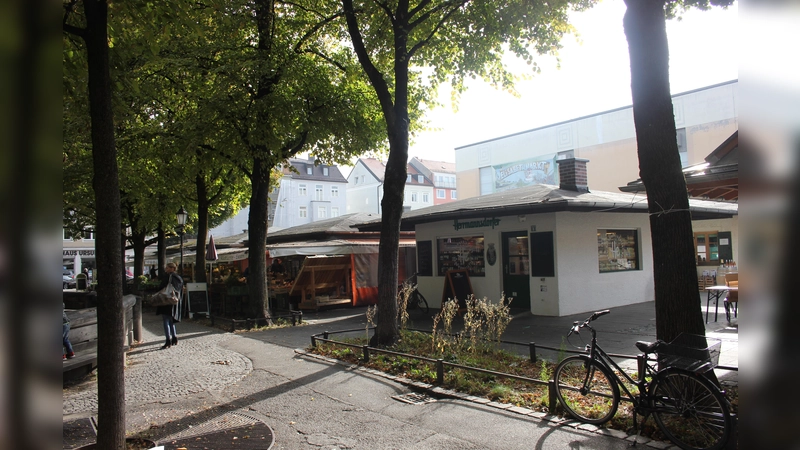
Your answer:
(63, 299), (737, 449)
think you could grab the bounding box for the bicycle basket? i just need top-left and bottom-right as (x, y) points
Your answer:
(656, 333), (721, 373)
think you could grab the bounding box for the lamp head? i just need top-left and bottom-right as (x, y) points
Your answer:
(176, 206), (188, 227)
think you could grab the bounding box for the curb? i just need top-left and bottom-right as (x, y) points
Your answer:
(294, 347), (679, 449)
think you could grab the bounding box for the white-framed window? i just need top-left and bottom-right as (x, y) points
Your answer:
(437, 189), (445, 199)
(315, 185), (323, 201)
(677, 128), (688, 167)
(406, 174), (412, 182)
(479, 167), (493, 195)
(299, 206), (307, 218)
(306, 167), (313, 175)
(323, 167), (329, 176)
(451, 190), (458, 199)
(318, 206), (326, 218)
(331, 186), (339, 197)
(298, 184), (307, 196)
(422, 192), (429, 203)
(417, 174), (424, 183)
(411, 192), (418, 202)
(436, 175), (442, 184)
(331, 207), (339, 217)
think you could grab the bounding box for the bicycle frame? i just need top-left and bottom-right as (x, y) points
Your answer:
(579, 323), (662, 426)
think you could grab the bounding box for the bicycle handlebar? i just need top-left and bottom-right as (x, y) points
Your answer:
(567, 310), (611, 338)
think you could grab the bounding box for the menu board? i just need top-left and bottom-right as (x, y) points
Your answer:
(417, 241), (433, 276)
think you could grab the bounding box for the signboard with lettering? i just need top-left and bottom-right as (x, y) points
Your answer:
(494, 155), (557, 192)
(63, 250), (96, 256)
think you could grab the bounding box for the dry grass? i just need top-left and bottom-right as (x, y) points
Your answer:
(311, 294), (739, 444)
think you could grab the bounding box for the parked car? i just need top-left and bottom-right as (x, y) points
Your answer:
(63, 275), (76, 289)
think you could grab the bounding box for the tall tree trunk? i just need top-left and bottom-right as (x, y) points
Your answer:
(157, 222), (166, 273)
(83, 0), (125, 447)
(247, 156), (272, 320)
(195, 174), (209, 282)
(623, 0), (704, 343)
(370, 23), (411, 346)
(132, 230), (146, 279)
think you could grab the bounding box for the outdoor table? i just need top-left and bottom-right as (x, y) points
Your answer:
(705, 285), (738, 323)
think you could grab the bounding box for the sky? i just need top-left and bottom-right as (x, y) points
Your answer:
(403, 0), (739, 164)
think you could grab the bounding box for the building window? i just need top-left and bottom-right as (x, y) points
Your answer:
(437, 189), (445, 199)
(422, 192), (429, 203)
(597, 229), (640, 273)
(436, 175), (442, 184)
(411, 192), (418, 202)
(81, 229), (95, 240)
(323, 167), (329, 176)
(451, 190), (457, 199)
(299, 184), (307, 196)
(331, 207), (339, 217)
(694, 231), (719, 265)
(299, 206), (307, 218)
(677, 128), (688, 167)
(417, 174), (424, 183)
(407, 174), (412, 182)
(437, 235), (485, 277)
(315, 185), (323, 201)
(331, 186), (339, 197)
(306, 167), (313, 175)
(318, 206), (326, 218)
(479, 166), (493, 195)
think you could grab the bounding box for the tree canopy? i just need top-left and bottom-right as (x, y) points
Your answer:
(340, 0), (596, 345)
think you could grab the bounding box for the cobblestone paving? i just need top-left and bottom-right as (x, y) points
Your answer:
(63, 314), (252, 416)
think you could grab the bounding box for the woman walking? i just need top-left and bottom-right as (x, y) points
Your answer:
(156, 262), (183, 349)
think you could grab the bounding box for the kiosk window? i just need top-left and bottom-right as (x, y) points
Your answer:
(437, 236), (485, 277)
(597, 229), (640, 273)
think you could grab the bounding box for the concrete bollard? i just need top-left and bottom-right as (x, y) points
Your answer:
(133, 295), (143, 342)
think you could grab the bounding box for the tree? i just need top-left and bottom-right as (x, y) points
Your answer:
(621, 0), (733, 343)
(192, 0), (386, 320)
(341, 0), (594, 346)
(63, 0), (126, 447)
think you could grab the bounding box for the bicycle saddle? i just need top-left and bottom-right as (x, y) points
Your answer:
(635, 340), (663, 354)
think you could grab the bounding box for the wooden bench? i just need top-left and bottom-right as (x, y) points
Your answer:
(63, 295), (137, 383)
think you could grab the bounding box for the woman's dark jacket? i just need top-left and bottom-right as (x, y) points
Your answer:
(155, 271), (183, 316)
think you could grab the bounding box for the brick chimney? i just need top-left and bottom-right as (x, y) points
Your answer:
(556, 158), (590, 192)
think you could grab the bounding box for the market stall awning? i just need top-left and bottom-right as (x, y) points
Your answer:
(171, 247), (249, 263)
(267, 238), (416, 258)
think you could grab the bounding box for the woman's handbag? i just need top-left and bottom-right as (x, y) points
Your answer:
(150, 274), (179, 306)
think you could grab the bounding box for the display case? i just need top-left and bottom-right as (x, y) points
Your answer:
(436, 235), (485, 277)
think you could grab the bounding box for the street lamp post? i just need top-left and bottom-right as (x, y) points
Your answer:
(176, 206), (188, 316)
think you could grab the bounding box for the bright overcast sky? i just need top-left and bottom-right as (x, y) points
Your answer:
(406, 0), (739, 163)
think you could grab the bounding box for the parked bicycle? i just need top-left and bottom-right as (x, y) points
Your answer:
(553, 310), (732, 450)
(398, 273), (429, 315)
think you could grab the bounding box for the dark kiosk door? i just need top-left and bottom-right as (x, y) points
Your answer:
(502, 231), (531, 310)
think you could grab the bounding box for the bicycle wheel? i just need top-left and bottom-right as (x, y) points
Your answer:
(414, 290), (429, 314)
(554, 355), (620, 424)
(650, 369), (731, 450)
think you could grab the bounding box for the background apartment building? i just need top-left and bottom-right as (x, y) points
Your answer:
(454, 80), (738, 199)
(346, 158), (437, 214)
(409, 157), (457, 205)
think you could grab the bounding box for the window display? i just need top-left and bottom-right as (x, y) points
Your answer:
(437, 235), (485, 277)
(597, 229), (639, 273)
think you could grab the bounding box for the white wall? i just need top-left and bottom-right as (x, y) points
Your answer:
(346, 162), (381, 214)
(554, 212), (654, 316)
(210, 205), (250, 238)
(414, 210), (655, 316)
(403, 185), (435, 210)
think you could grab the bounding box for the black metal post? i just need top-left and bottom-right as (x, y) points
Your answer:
(179, 227), (185, 318)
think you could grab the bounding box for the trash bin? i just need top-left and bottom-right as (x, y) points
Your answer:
(76, 273), (88, 290)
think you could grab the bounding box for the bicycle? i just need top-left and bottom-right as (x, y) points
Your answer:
(553, 310), (732, 450)
(398, 273), (429, 315)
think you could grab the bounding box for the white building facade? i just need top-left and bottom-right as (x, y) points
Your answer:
(455, 80), (739, 199)
(346, 157), (435, 214)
